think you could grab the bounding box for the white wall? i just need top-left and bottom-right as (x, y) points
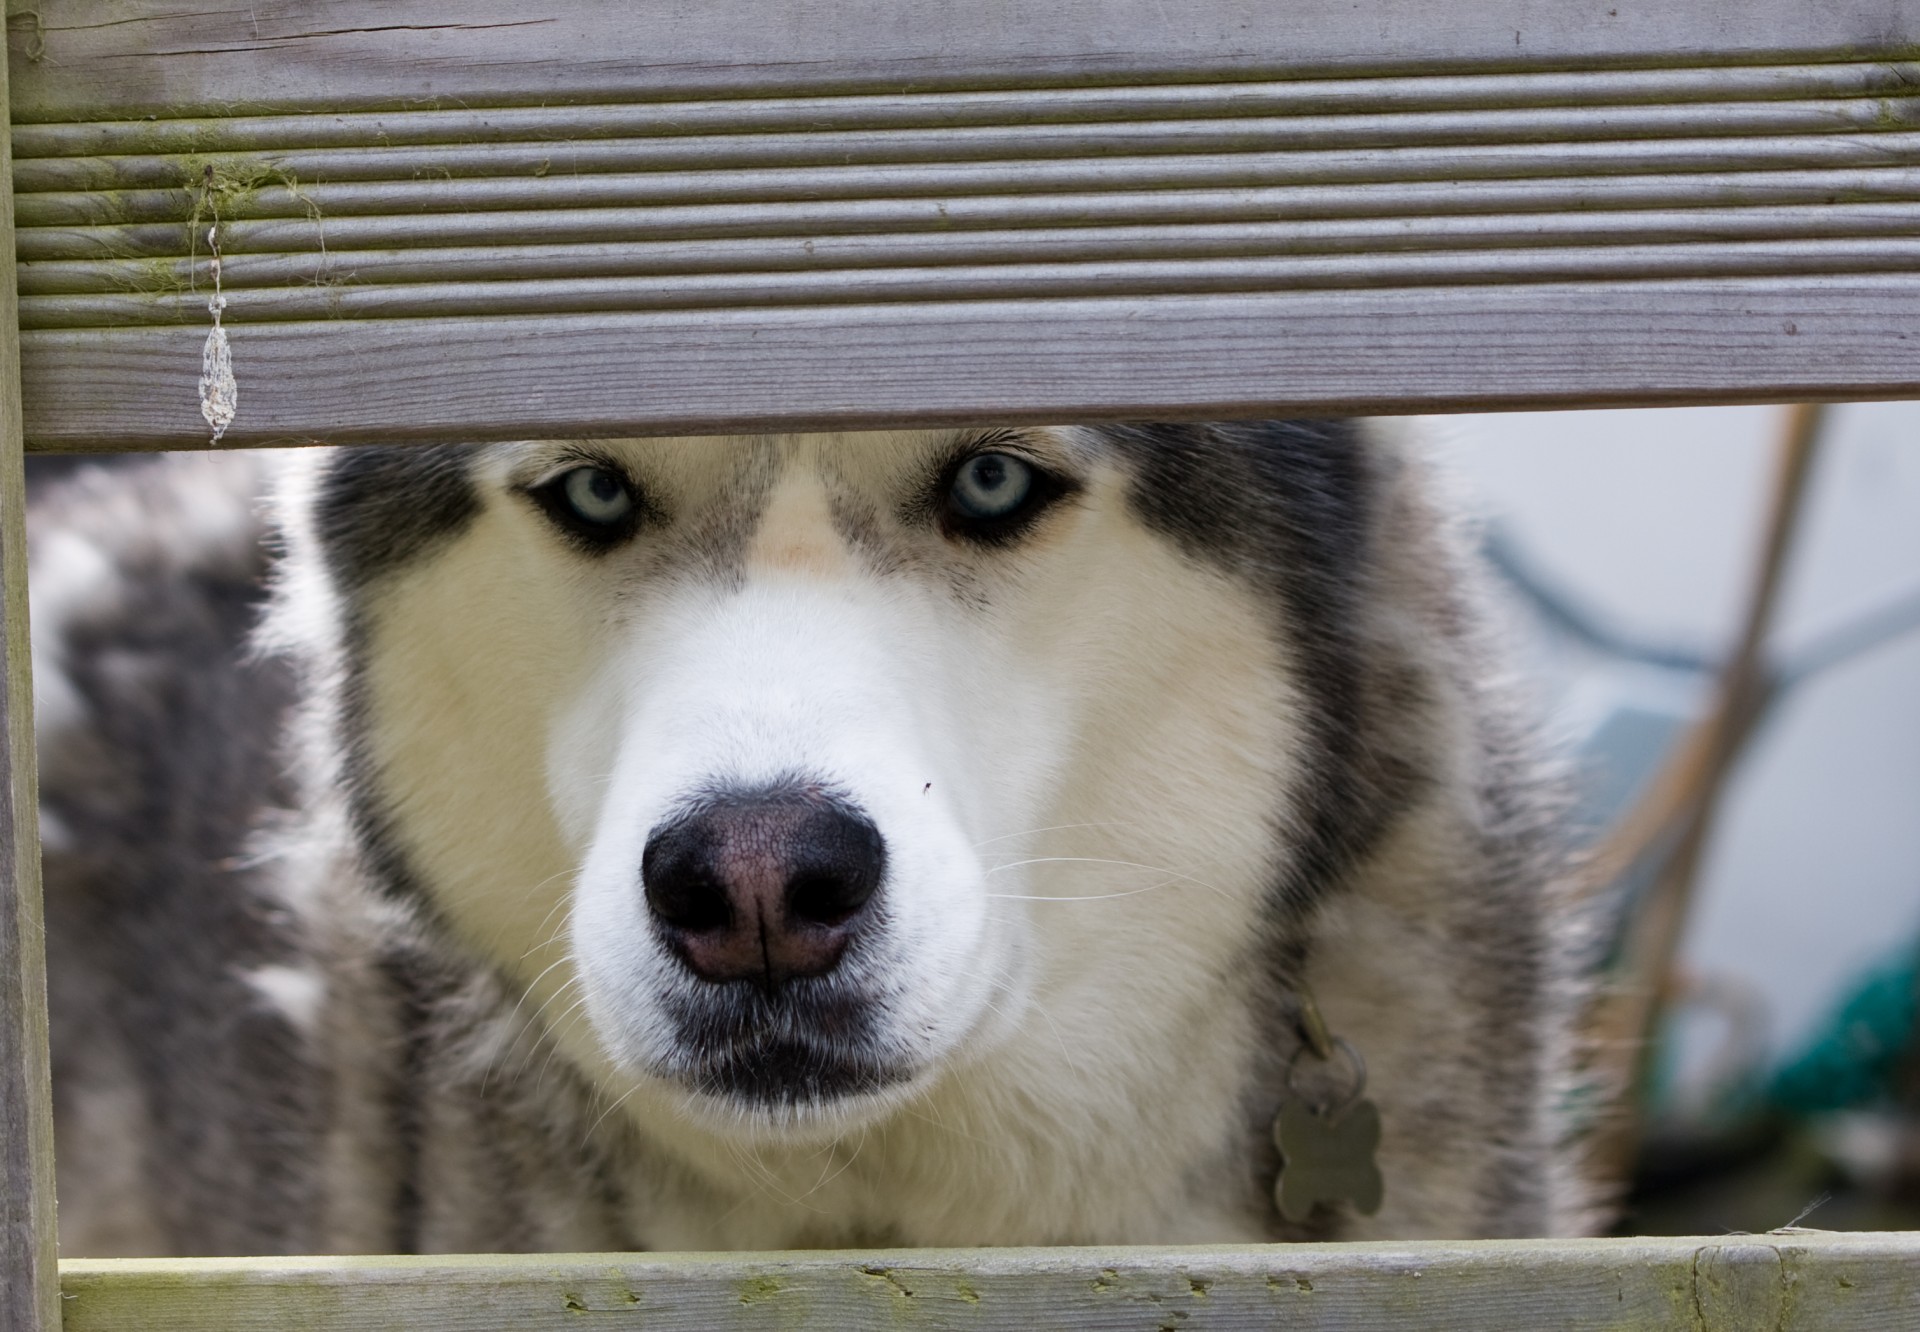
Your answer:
(1435, 403), (1920, 1059)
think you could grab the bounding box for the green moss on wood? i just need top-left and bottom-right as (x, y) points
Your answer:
(738, 1274), (785, 1305)
(180, 153), (312, 231)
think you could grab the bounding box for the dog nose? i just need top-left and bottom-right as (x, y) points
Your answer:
(641, 790), (885, 989)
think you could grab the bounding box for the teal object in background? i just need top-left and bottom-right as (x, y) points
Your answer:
(1770, 944), (1920, 1115)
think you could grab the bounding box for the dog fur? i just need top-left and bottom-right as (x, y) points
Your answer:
(32, 424), (1593, 1257)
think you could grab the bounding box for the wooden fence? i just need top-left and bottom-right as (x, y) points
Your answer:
(5, 3), (1920, 1328)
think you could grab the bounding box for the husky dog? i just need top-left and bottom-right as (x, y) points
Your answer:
(31, 423), (1591, 1257)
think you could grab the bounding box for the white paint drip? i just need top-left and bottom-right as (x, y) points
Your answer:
(199, 225), (237, 444)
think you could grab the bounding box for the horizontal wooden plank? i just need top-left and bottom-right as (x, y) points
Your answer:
(25, 136), (1920, 229)
(12, 53), (1918, 357)
(23, 240), (1920, 328)
(10, 0), (1919, 115)
(15, 97), (1920, 191)
(10, 6), (1919, 432)
(19, 278), (1920, 450)
(10, 60), (1920, 159)
(15, 206), (1920, 296)
(21, 59), (1920, 168)
(54, 1233), (1920, 1331)
(24, 168), (1920, 264)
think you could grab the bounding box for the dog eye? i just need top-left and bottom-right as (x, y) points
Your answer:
(939, 451), (1074, 545)
(948, 453), (1034, 519)
(562, 467), (633, 525)
(528, 464), (641, 547)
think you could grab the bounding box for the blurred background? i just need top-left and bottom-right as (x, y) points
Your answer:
(1435, 403), (1920, 1236)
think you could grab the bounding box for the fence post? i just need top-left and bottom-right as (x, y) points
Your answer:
(0, 29), (62, 1332)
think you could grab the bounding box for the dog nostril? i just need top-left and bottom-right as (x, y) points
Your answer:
(791, 806), (883, 927)
(641, 787), (886, 988)
(640, 825), (733, 935)
(644, 865), (732, 935)
(786, 869), (874, 929)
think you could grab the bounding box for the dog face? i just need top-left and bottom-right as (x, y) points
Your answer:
(281, 428), (1344, 1139)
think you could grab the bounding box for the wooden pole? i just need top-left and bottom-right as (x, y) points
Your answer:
(1584, 402), (1827, 1189)
(0, 28), (63, 1332)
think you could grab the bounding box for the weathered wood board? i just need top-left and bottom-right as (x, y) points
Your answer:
(57, 1233), (1920, 1331)
(10, 1), (1918, 110)
(9, 0), (1920, 448)
(16, 280), (1920, 451)
(0, 34), (59, 1332)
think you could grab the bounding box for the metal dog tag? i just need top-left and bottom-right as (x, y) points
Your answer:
(1273, 1095), (1383, 1223)
(1272, 1034), (1383, 1223)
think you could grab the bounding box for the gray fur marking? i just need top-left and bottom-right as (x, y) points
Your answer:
(33, 456), (320, 1256)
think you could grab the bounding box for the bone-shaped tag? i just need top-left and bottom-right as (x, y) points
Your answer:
(1272, 1096), (1384, 1223)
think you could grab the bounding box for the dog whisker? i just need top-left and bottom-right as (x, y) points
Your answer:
(583, 1080), (645, 1145)
(984, 853), (1212, 883)
(984, 884), (1180, 902)
(519, 990), (590, 1087)
(968, 820), (1129, 848)
(482, 954), (576, 1094)
(516, 876), (584, 960)
(981, 854), (1232, 906)
(797, 1126), (869, 1202)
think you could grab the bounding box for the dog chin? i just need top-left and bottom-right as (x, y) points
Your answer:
(657, 1046), (925, 1139)
(633, 967), (928, 1131)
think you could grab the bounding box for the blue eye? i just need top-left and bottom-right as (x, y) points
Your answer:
(561, 466), (633, 526)
(949, 452), (1034, 519)
(531, 464), (642, 547)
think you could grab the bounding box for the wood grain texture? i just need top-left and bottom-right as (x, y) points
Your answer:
(22, 241), (1920, 328)
(54, 1233), (1920, 1331)
(0, 40), (60, 1332)
(16, 100), (1920, 192)
(14, 61), (1920, 158)
(9, 33), (1917, 426)
(9, 0), (1919, 115)
(18, 279), (1920, 451)
(23, 168), (1920, 266)
(15, 136), (1920, 223)
(16, 206), (1920, 296)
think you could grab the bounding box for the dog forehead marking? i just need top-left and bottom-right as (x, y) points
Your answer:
(746, 463), (854, 578)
